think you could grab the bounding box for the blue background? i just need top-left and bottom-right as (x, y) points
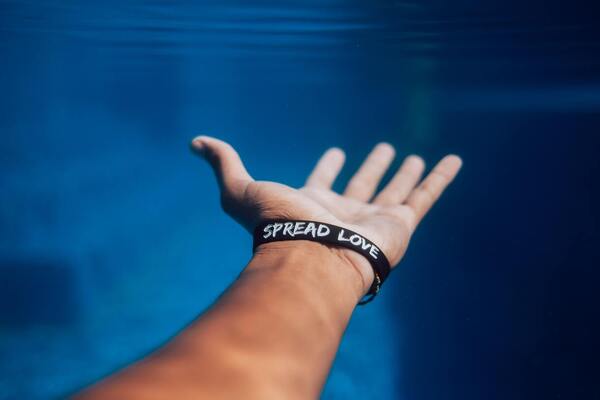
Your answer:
(1, 1), (599, 399)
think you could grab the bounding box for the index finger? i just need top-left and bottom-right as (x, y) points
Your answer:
(305, 147), (346, 189)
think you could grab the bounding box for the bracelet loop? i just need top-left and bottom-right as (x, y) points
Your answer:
(252, 220), (391, 305)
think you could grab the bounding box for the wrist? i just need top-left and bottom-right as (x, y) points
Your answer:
(248, 241), (374, 303)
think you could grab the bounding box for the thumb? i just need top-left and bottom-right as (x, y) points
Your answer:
(191, 135), (254, 201)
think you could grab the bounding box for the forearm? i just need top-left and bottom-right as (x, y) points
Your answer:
(76, 241), (366, 400)
(75, 134), (462, 399)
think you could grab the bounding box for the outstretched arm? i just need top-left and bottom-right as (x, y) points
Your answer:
(75, 137), (462, 400)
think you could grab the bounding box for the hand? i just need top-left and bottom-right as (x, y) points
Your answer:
(191, 136), (462, 295)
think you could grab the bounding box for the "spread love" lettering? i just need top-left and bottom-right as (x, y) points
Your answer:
(262, 221), (330, 239)
(337, 229), (380, 259)
(261, 221), (380, 260)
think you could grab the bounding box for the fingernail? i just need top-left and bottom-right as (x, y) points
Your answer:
(191, 136), (206, 155)
(192, 135), (204, 144)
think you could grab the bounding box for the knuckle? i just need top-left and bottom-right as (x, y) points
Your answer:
(417, 184), (436, 203)
(350, 175), (375, 189)
(430, 169), (452, 181)
(369, 156), (391, 170)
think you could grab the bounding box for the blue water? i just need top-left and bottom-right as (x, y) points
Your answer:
(1, 1), (599, 399)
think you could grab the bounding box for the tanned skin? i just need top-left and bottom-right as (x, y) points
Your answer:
(75, 136), (462, 399)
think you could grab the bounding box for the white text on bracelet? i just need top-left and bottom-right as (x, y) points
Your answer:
(261, 221), (380, 259)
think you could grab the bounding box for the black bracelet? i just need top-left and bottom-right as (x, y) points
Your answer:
(252, 220), (391, 305)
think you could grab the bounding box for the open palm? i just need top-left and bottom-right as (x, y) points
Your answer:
(192, 136), (461, 291)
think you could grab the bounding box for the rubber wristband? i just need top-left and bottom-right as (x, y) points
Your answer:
(252, 220), (391, 305)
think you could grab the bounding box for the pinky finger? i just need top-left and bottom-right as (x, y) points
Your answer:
(405, 155), (462, 229)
